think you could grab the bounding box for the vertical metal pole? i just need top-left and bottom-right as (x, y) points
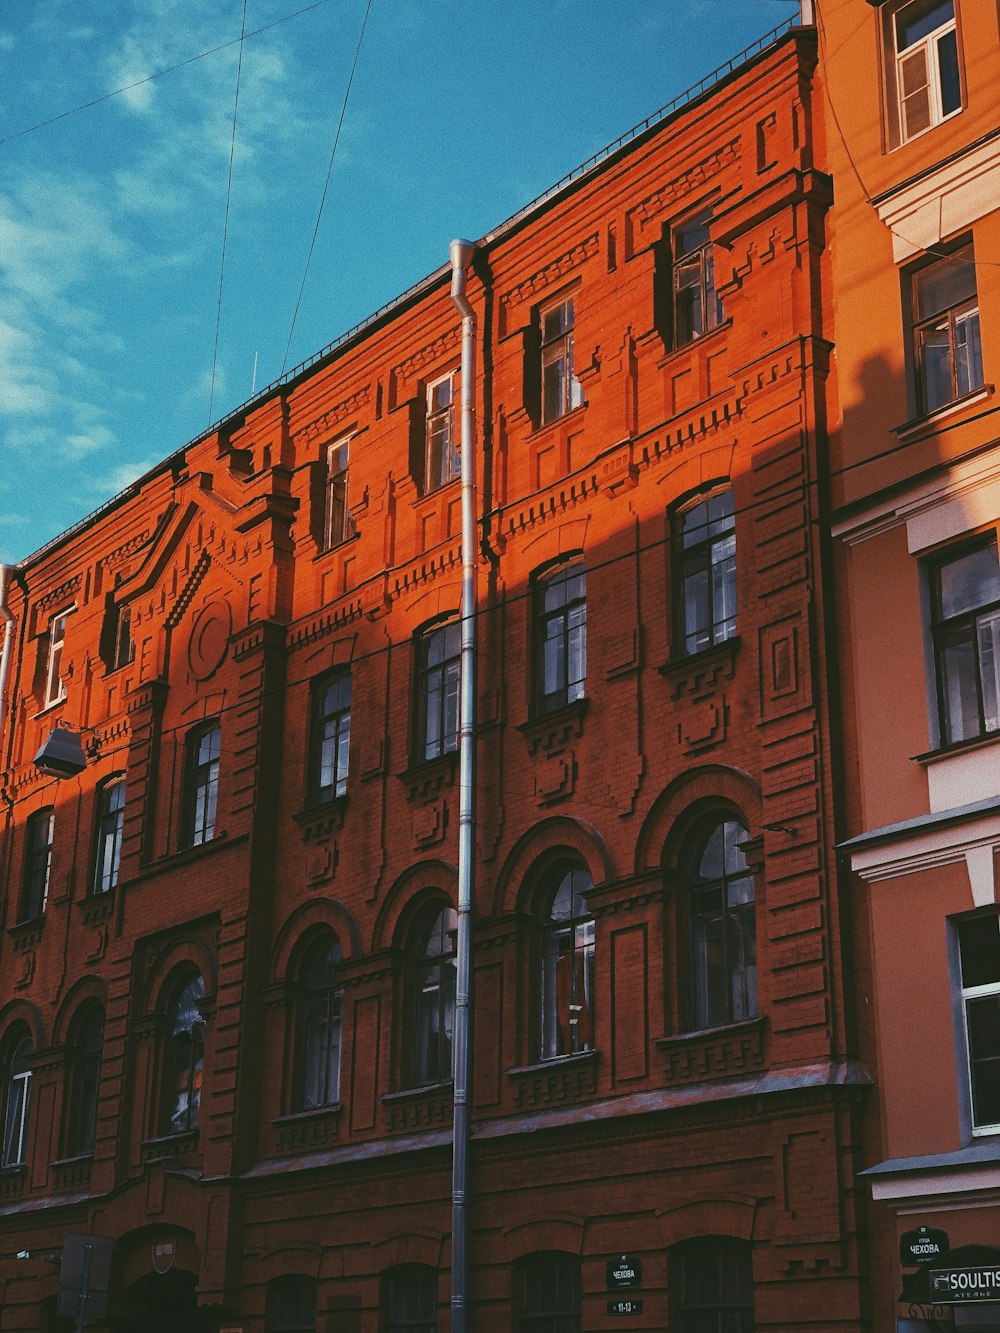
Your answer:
(449, 237), (478, 1333)
(76, 1242), (92, 1333)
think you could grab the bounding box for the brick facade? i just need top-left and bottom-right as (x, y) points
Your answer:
(0, 27), (871, 1333)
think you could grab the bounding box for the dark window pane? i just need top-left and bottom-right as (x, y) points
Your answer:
(959, 915), (1000, 988)
(897, 0), (953, 49)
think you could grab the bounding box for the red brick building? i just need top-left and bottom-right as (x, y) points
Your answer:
(0, 21), (870, 1332)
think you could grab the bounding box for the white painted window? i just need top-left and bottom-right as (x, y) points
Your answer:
(956, 912), (1000, 1134)
(888, 0), (962, 145)
(45, 609), (71, 706)
(540, 295), (584, 424)
(425, 372), (460, 492)
(323, 439), (355, 550)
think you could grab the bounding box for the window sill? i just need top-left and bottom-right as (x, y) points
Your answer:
(517, 698), (588, 757)
(273, 1103), (343, 1126)
(274, 1104), (343, 1153)
(506, 1051), (599, 1078)
(529, 401), (588, 440)
(141, 1130), (200, 1164)
(655, 317), (733, 368)
(32, 697), (67, 722)
(893, 384), (993, 438)
(382, 1080), (453, 1103)
(292, 795), (348, 827)
(658, 635), (740, 681)
(312, 529), (360, 563)
(77, 887), (115, 927)
(657, 1016), (766, 1086)
(51, 1154), (94, 1192)
(912, 729), (1000, 765)
(7, 916), (44, 950)
(144, 830), (247, 872)
(397, 750), (458, 802)
(382, 1081), (454, 1133)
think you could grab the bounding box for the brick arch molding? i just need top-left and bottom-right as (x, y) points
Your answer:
(634, 763), (761, 877)
(52, 976), (108, 1046)
(271, 896), (361, 981)
(493, 814), (614, 918)
(372, 857), (458, 953)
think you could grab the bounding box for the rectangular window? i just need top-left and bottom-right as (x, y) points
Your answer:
(957, 912), (1000, 1134)
(45, 610), (70, 706)
(675, 489), (737, 656)
(887, 0), (962, 145)
(930, 537), (1000, 745)
(416, 621), (461, 762)
(19, 809), (54, 922)
(323, 439), (355, 550)
(909, 244), (983, 415)
(425, 372), (460, 492)
(540, 296), (585, 425)
(672, 209), (724, 346)
(536, 561), (587, 714)
(311, 673), (351, 802)
(113, 605), (135, 671)
(184, 725), (221, 847)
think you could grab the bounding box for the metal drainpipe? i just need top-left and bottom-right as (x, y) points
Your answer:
(449, 237), (477, 1333)
(0, 567), (15, 761)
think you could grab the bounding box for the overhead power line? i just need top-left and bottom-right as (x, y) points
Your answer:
(0, 0), (336, 148)
(208, 0), (249, 428)
(280, 0), (375, 377)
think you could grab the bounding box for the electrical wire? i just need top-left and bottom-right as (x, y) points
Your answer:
(814, 0), (1000, 267)
(280, 0), (375, 377)
(208, 0), (249, 428)
(18, 378), (1000, 798)
(0, 0), (337, 148)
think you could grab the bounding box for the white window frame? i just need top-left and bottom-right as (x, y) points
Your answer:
(956, 911), (1000, 1136)
(539, 294), (585, 425)
(886, 0), (962, 147)
(45, 608), (72, 707)
(425, 371), (460, 493)
(323, 438), (355, 550)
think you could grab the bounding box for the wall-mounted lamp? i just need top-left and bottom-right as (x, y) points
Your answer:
(33, 728), (87, 779)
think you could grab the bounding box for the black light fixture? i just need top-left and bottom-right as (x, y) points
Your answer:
(33, 728), (87, 779)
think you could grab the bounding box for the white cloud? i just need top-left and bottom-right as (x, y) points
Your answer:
(90, 455), (163, 498)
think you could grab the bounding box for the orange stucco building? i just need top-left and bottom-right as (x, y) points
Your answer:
(0, 18), (880, 1333)
(822, 0), (1000, 1328)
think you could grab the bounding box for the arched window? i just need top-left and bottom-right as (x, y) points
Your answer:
(184, 724), (220, 847)
(384, 1264), (437, 1333)
(517, 1252), (581, 1332)
(540, 866), (595, 1060)
(410, 903), (457, 1087)
(686, 817), (757, 1029)
(162, 972), (206, 1135)
(20, 808), (54, 921)
(1, 1027), (33, 1167)
(268, 1274), (317, 1333)
(66, 1004), (104, 1157)
(92, 778), (125, 895)
(298, 934), (343, 1110)
(671, 1237), (754, 1333)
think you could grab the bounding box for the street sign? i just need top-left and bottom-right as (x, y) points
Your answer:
(608, 1297), (644, 1316)
(57, 1233), (114, 1322)
(900, 1226), (949, 1266)
(929, 1267), (1000, 1303)
(606, 1254), (643, 1290)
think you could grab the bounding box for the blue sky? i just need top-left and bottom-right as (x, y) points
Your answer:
(0, 0), (798, 564)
